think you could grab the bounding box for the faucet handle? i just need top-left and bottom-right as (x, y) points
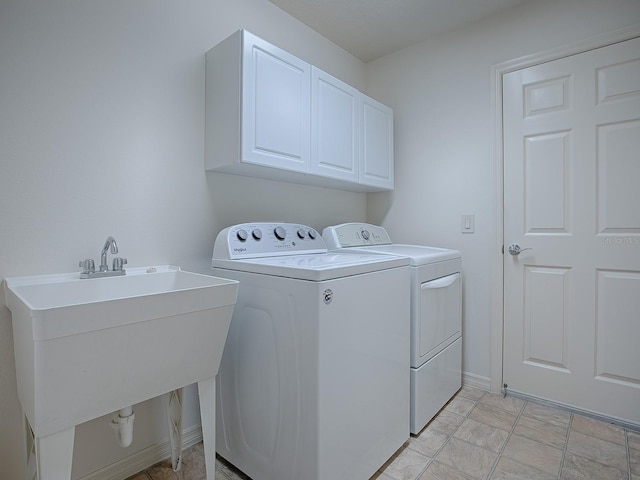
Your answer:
(79, 259), (95, 274)
(113, 257), (128, 272)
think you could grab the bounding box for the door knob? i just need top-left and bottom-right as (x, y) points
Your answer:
(508, 243), (532, 256)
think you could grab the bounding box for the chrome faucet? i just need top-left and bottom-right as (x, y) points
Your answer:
(79, 236), (127, 279)
(100, 236), (119, 272)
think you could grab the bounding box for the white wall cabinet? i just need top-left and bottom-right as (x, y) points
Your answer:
(241, 32), (311, 172)
(361, 96), (394, 189)
(311, 67), (360, 184)
(206, 30), (310, 174)
(206, 30), (393, 192)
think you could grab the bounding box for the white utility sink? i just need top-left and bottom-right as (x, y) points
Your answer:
(4, 265), (238, 480)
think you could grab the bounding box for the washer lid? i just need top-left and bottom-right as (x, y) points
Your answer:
(212, 251), (408, 281)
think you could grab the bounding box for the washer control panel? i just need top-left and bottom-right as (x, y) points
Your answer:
(213, 222), (326, 260)
(322, 223), (393, 249)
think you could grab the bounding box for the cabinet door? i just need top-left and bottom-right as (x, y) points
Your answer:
(242, 31), (311, 172)
(310, 67), (359, 183)
(361, 96), (394, 189)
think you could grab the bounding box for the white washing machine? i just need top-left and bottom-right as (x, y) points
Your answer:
(211, 222), (410, 480)
(323, 223), (462, 434)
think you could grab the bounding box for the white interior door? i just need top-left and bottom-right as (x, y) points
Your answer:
(503, 36), (640, 426)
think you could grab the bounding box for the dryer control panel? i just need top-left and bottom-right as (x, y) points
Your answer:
(323, 223), (392, 249)
(213, 222), (326, 260)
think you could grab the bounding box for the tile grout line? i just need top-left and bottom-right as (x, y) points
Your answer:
(412, 390), (517, 480)
(406, 389), (485, 480)
(147, 392), (636, 480)
(405, 405), (458, 479)
(483, 397), (527, 480)
(431, 390), (490, 479)
(556, 412), (574, 480)
(626, 429), (632, 480)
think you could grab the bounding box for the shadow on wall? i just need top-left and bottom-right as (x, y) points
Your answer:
(206, 172), (368, 231)
(366, 190), (394, 225)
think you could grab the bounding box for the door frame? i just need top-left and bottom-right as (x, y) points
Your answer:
(489, 24), (640, 395)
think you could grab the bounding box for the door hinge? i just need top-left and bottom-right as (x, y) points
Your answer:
(501, 245), (504, 254)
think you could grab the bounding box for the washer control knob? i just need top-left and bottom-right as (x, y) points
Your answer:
(252, 229), (262, 240)
(308, 229), (317, 239)
(361, 229), (370, 240)
(297, 228), (306, 239)
(236, 229), (248, 241)
(274, 226), (286, 240)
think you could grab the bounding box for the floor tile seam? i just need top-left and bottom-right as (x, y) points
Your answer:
(571, 419), (629, 448)
(562, 449), (630, 479)
(409, 396), (483, 480)
(426, 458), (488, 480)
(503, 431), (569, 478)
(450, 395), (503, 480)
(565, 417), (631, 479)
(410, 453), (433, 480)
(556, 412), (574, 479)
(624, 428), (632, 480)
(214, 466), (235, 480)
(457, 392), (483, 402)
(439, 433), (504, 478)
(374, 438), (431, 480)
(474, 402), (524, 422)
(404, 425), (454, 479)
(569, 425), (634, 455)
(517, 405), (572, 431)
(484, 397), (527, 479)
(396, 435), (435, 480)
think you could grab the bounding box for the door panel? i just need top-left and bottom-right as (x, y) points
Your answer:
(523, 265), (570, 371)
(595, 270), (640, 386)
(524, 131), (570, 233)
(503, 36), (640, 426)
(597, 120), (640, 233)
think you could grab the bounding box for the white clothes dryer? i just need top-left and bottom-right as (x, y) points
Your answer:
(211, 222), (410, 480)
(323, 223), (462, 434)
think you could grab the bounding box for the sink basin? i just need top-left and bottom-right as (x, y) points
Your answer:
(4, 265), (238, 438)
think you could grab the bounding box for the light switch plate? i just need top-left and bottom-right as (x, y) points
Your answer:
(461, 214), (475, 234)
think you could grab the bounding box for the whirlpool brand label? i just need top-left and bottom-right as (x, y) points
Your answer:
(323, 289), (333, 305)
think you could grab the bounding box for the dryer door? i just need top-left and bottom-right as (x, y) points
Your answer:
(418, 273), (461, 365)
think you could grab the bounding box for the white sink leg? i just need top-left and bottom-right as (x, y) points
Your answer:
(198, 376), (216, 480)
(34, 426), (75, 480)
(165, 388), (184, 471)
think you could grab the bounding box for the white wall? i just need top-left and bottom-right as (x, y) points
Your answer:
(0, 1), (366, 478)
(4, 0), (639, 477)
(366, 0), (640, 385)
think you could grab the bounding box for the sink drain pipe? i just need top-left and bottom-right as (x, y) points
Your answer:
(111, 406), (135, 447)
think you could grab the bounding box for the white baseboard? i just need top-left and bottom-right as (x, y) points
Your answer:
(505, 389), (640, 433)
(462, 371), (491, 392)
(78, 426), (203, 480)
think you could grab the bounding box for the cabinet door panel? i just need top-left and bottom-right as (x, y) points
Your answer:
(242, 32), (310, 172)
(311, 68), (359, 182)
(361, 97), (394, 189)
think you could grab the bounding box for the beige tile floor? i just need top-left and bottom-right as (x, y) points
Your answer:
(128, 386), (640, 480)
